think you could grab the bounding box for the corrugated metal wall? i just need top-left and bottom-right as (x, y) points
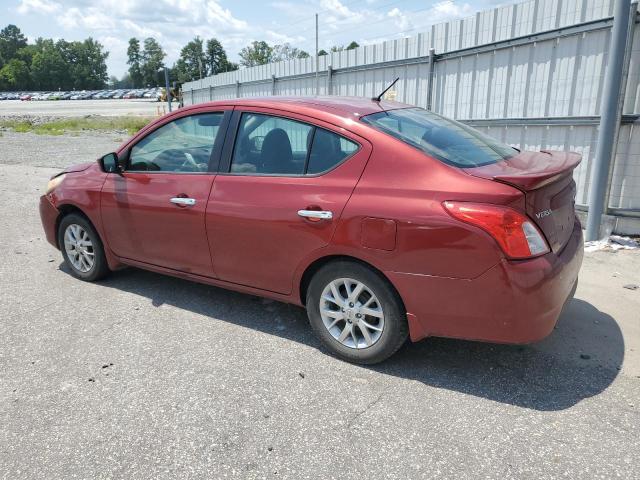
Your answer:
(183, 0), (640, 216)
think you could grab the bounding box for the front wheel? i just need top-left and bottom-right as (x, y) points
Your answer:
(306, 261), (408, 364)
(57, 213), (110, 282)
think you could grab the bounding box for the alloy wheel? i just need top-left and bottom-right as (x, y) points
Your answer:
(63, 224), (95, 273)
(319, 278), (385, 349)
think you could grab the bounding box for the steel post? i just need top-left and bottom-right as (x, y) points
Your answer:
(585, 0), (633, 240)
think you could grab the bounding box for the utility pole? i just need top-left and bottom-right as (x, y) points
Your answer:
(315, 13), (319, 96)
(164, 67), (172, 113)
(585, 0), (633, 240)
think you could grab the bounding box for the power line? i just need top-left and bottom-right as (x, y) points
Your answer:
(269, 0), (372, 37)
(270, 0), (412, 43)
(319, 3), (445, 44)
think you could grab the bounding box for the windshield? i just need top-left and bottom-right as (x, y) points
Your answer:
(361, 108), (517, 168)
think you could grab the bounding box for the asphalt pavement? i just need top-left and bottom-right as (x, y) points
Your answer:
(1, 130), (639, 479)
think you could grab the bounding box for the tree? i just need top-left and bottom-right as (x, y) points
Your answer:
(68, 38), (109, 89)
(329, 41), (360, 53)
(239, 40), (273, 67)
(174, 36), (205, 83)
(272, 43), (310, 62)
(0, 25), (27, 67)
(141, 37), (165, 86)
(15, 44), (37, 69)
(205, 38), (235, 75)
(110, 73), (132, 89)
(0, 58), (29, 90)
(30, 38), (66, 90)
(317, 49), (328, 56)
(127, 38), (143, 88)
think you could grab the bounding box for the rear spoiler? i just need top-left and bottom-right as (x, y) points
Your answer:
(467, 150), (582, 191)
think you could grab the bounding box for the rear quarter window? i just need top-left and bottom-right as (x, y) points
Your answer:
(307, 128), (359, 174)
(361, 108), (516, 168)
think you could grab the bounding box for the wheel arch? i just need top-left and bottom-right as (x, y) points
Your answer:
(55, 204), (92, 248)
(298, 254), (406, 312)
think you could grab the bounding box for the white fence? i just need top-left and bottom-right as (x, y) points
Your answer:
(183, 0), (640, 228)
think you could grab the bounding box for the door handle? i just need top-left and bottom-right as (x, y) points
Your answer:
(297, 209), (333, 220)
(170, 197), (196, 206)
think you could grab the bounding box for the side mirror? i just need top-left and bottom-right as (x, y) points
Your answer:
(99, 152), (119, 173)
(99, 152), (127, 175)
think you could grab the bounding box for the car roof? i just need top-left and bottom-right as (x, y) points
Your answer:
(185, 96), (411, 120)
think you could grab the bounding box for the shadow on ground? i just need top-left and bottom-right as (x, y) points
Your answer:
(83, 265), (623, 411)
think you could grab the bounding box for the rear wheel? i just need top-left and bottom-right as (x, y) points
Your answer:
(306, 261), (408, 364)
(57, 213), (110, 282)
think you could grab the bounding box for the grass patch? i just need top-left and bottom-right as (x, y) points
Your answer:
(0, 116), (153, 136)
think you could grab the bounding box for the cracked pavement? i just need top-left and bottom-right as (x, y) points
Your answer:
(1, 130), (639, 479)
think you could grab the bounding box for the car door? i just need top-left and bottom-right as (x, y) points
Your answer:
(206, 108), (371, 294)
(101, 109), (231, 277)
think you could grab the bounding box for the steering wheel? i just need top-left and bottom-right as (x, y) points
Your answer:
(181, 152), (198, 169)
(152, 149), (199, 171)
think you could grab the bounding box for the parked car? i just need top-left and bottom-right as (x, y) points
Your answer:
(39, 97), (583, 364)
(20, 94), (32, 101)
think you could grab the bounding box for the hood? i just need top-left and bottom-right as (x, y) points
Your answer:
(62, 161), (94, 174)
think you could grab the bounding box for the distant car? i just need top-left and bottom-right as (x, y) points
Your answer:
(39, 97), (584, 364)
(20, 94), (32, 101)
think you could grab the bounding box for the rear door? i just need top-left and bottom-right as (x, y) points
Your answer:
(101, 109), (231, 276)
(206, 108), (371, 294)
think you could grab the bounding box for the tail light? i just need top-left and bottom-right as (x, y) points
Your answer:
(442, 201), (549, 259)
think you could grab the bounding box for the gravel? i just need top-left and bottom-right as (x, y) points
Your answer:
(0, 98), (161, 117)
(0, 130), (124, 168)
(1, 131), (639, 479)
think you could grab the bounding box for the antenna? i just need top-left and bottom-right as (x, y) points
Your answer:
(372, 77), (399, 102)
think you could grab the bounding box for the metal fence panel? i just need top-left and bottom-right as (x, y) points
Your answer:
(181, 0), (640, 215)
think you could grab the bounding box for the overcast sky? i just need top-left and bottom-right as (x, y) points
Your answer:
(3, 0), (506, 77)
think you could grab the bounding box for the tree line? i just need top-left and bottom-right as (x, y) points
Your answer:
(0, 25), (108, 91)
(123, 37), (361, 87)
(0, 22), (363, 91)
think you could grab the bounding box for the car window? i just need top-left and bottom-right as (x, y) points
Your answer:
(307, 128), (359, 174)
(128, 113), (224, 172)
(361, 108), (516, 168)
(230, 113), (313, 175)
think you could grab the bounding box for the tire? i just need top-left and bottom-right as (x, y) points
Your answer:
(57, 213), (110, 282)
(306, 260), (408, 364)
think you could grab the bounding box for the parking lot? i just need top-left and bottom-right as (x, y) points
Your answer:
(0, 99), (161, 118)
(1, 127), (639, 479)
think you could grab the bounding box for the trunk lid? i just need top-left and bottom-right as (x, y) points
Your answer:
(466, 150), (581, 253)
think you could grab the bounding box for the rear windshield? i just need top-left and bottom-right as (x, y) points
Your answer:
(361, 107), (516, 168)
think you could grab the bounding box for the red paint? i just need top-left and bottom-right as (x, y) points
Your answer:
(39, 97), (584, 345)
(361, 218), (397, 251)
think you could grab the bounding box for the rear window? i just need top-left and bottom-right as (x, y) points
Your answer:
(361, 108), (516, 168)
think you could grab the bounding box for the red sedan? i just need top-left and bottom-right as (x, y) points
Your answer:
(39, 97), (583, 364)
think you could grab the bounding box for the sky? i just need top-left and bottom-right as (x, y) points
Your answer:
(1, 0), (506, 78)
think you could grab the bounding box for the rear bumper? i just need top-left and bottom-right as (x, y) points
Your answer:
(39, 195), (59, 249)
(389, 218), (584, 344)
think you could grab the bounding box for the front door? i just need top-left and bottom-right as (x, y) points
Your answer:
(101, 111), (228, 277)
(206, 109), (371, 294)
